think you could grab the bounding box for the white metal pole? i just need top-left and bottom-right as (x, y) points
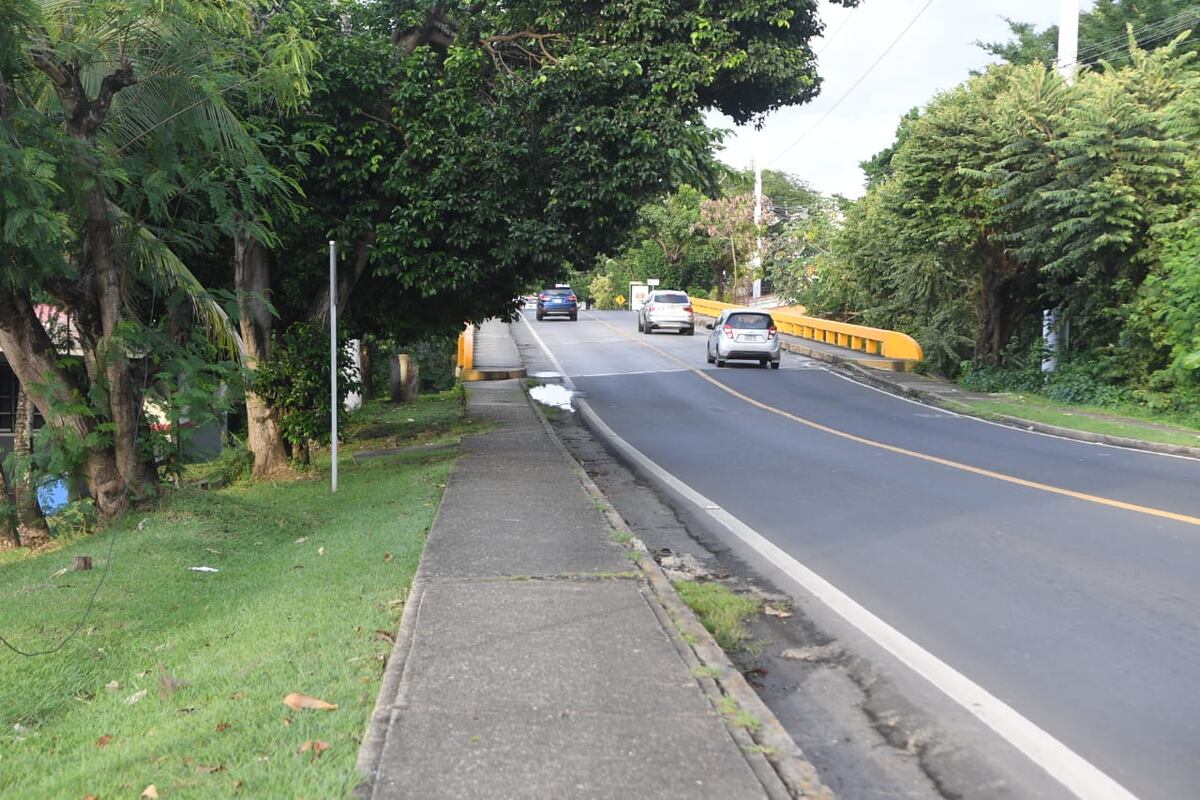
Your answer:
(330, 240), (338, 493)
(1044, 0), (1079, 373)
(752, 153), (764, 300)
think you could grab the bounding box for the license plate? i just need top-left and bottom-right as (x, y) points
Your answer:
(737, 334), (763, 342)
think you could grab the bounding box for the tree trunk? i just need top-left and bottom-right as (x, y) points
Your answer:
(235, 227), (293, 479)
(0, 466), (17, 549)
(13, 388), (50, 549)
(0, 286), (127, 516)
(83, 184), (159, 502)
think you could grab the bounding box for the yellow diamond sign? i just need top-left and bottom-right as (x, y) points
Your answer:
(615, 294), (626, 306)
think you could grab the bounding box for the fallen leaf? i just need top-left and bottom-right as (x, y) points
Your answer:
(382, 553), (393, 562)
(104, 681), (121, 691)
(764, 605), (793, 619)
(373, 629), (395, 643)
(282, 717), (292, 726)
(317, 547), (325, 556)
(216, 722), (231, 733)
(123, 689), (148, 705)
(197, 764), (224, 774)
(233, 780), (243, 791)
(230, 691), (245, 701)
(137, 671), (148, 678)
(298, 740), (330, 761)
(96, 734), (113, 748)
(85, 795), (99, 800)
(141, 785), (159, 799)
(282, 692), (338, 711)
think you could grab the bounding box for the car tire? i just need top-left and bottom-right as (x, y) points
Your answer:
(770, 360), (781, 369)
(637, 318), (643, 333)
(706, 348), (715, 364)
(760, 358), (769, 368)
(684, 327), (694, 336)
(570, 312), (577, 321)
(716, 357), (726, 368)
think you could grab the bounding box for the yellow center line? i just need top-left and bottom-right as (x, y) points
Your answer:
(585, 312), (1200, 528)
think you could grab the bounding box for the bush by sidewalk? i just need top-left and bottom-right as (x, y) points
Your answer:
(0, 390), (474, 798)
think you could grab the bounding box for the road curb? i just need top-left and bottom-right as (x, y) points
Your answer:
(834, 360), (1200, 460)
(354, 487), (447, 798)
(523, 385), (834, 799)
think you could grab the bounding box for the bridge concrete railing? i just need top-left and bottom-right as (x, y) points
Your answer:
(689, 298), (923, 367)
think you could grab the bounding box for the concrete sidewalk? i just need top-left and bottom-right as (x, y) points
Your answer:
(357, 325), (798, 798)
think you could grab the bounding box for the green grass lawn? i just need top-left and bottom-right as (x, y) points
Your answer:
(953, 395), (1200, 448)
(0, 389), (476, 798)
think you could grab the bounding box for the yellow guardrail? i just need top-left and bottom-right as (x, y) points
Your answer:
(689, 298), (923, 363)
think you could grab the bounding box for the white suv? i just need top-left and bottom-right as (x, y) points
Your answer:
(637, 290), (695, 335)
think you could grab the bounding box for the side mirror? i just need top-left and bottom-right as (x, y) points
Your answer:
(705, 323), (714, 330)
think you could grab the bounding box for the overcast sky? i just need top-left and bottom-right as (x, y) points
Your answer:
(708, 0), (1090, 198)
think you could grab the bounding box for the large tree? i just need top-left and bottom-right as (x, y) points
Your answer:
(0, 0), (309, 513)
(233, 0), (861, 474)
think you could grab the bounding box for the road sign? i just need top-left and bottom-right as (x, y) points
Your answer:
(615, 294), (626, 306)
(647, 278), (660, 286)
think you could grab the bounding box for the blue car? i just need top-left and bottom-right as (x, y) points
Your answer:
(536, 286), (578, 321)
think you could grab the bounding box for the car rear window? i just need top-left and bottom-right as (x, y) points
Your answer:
(727, 313), (772, 329)
(543, 288), (573, 296)
(652, 293), (688, 304)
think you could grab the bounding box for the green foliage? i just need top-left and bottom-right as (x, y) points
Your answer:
(589, 274), (617, 309)
(673, 580), (760, 652)
(249, 323), (361, 456)
(264, 0), (854, 340)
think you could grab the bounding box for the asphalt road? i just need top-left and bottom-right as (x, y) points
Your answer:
(521, 309), (1200, 800)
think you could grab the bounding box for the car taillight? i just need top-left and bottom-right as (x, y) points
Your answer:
(646, 304), (655, 313)
(568, 294), (576, 301)
(683, 305), (693, 313)
(768, 325), (777, 339)
(539, 293), (548, 301)
(722, 323), (733, 338)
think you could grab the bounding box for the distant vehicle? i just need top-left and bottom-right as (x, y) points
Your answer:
(706, 309), (781, 368)
(522, 294), (538, 309)
(536, 286), (578, 321)
(638, 290), (694, 335)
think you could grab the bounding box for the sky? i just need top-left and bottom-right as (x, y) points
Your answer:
(708, 0), (1091, 198)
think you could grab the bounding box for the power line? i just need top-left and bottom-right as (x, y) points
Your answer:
(767, 0), (935, 167)
(817, 6), (859, 57)
(1063, 9), (1200, 70)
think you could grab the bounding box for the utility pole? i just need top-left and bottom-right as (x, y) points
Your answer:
(1044, 0), (1079, 373)
(752, 151), (764, 301)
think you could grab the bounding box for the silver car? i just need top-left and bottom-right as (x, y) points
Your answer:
(638, 290), (695, 335)
(706, 310), (781, 368)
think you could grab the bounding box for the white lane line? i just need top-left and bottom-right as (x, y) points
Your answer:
(519, 312), (1141, 800)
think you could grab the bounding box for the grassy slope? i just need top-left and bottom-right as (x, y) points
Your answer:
(0, 391), (478, 798)
(953, 396), (1200, 448)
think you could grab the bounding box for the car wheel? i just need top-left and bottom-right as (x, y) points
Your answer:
(684, 327), (694, 336)
(770, 360), (781, 369)
(716, 357), (726, 368)
(637, 318), (643, 332)
(706, 347), (715, 364)
(570, 312), (577, 321)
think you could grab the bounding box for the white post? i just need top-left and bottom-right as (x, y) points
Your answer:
(752, 154), (764, 300)
(1057, 0), (1080, 84)
(329, 240), (338, 493)
(1044, 0), (1078, 373)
